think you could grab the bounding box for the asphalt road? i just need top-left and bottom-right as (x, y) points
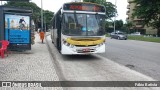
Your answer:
(46, 35), (159, 90)
(99, 37), (160, 80)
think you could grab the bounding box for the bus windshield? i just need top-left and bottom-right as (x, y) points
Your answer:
(62, 13), (106, 36)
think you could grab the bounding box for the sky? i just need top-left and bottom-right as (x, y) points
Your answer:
(107, 0), (128, 22)
(31, 0), (71, 13)
(2, 0), (128, 22)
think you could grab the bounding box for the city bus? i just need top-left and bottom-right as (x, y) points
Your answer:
(51, 2), (106, 54)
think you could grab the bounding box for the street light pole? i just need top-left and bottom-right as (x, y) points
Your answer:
(44, 12), (46, 32)
(41, 0), (43, 32)
(114, 0), (117, 33)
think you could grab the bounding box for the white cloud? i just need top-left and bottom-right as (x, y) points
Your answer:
(31, 0), (71, 13)
(107, 0), (128, 22)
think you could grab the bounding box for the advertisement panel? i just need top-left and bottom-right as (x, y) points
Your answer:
(5, 14), (31, 50)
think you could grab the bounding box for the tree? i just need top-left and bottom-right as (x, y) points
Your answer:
(105, 21), (113, 33)
(132, 0), (160, 36)
(43, 10), (54, 30)
(112, 20), (124, 30)
(125, 21), (133, 33)
(83, 0), (117, 19)
(4, 1), (53, 31)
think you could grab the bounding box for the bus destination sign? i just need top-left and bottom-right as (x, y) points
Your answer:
(63, 3), (105, 12)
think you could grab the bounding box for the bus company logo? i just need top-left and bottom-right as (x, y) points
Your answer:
(2, 82), (12, 87)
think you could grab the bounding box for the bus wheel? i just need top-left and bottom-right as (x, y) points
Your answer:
(56, 38), (60, 50)
(56, 38), (61, 51)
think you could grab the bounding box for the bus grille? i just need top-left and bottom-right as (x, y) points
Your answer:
(76, 49), (95, 53)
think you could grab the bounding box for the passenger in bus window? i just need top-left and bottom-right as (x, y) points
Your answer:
(81, 27), (86, 32)
(78, 14), (86, 32)
(76, 15), (83, 32)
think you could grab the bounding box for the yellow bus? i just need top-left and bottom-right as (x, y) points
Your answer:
(51, 2), (106, 54)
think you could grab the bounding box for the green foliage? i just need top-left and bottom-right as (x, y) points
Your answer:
(43, 10), (54, 29)
(83, 0), (117, 19)
(125, 21), (133, 33)
(126, 21), (133, 28)
(132, 0), (160, 36)
(105, 21), (113, 33)
(112, 20), (123, 30)
(128, 35), (160, 43)
(4, 1), (53, 31)
(105, 21), (110, 29)
(105, 33), (110, 37)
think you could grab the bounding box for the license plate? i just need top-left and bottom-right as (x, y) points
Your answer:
(82, 48), (90, 52)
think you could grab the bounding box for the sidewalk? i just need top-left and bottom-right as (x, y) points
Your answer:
(0, 33), (62, 90)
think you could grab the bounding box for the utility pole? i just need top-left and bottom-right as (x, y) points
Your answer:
(41, 0), (43, 32)
(44, 12), (46, 32)
(114, 0), (117, 33)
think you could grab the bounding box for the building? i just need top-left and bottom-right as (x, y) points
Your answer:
(126, 0), (157, 35)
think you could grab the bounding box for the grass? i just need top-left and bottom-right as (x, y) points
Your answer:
(105, 33), (110, 37)
(128, 35), (160, 43)
(106, 34), (160, 43)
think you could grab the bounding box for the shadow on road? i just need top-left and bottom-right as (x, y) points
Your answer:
(61, 54), (101, 61)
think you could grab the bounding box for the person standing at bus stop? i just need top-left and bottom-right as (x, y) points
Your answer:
(39, 30), (45, 43)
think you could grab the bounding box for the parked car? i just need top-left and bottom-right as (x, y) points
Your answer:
(110, 31), (127, 40)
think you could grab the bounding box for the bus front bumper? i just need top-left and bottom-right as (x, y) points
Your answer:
(61, 44), (105, 55)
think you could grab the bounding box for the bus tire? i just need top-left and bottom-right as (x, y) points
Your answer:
(56, 38), (61, 51)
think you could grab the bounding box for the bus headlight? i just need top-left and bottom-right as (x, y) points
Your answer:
(62, 39), (67, 44)
(97, 43), (104, 47)
(66, 43), (70, 46)
(70, 45), (74, 48)
(63, 39), (75, 48)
